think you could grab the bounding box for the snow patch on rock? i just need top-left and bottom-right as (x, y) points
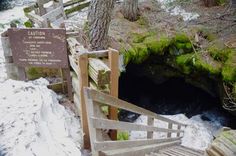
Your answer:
(0, 79), (83, 156)
(130, 114), (220, 150)
(156, 0), (199, 21)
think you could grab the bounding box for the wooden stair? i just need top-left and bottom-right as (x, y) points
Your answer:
(146, 146), (205, 156)
(101, 140), (181, 156)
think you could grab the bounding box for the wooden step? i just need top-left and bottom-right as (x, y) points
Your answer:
(145, 152), (165, 156)
(154, 145), (205, 156)
(173, 146), (204, 156)
(166, 148), (191, 156)
(179, 146), (205, 155)
(101, 140), (181, 156)
(169, 148), (199, 156)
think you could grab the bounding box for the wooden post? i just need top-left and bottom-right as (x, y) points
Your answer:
(77, 53), (90, 149)
(82, 88), (99, 156)
(147, 117), (154, 138)
(62, 68), (73, 101)
(108, 48), (119, 140)
(18, 66), (27, 81)
(177, 125), (181, 137)
(167, 123), (173, 138)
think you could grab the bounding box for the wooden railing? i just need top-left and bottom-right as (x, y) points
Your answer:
(67, 37), (119, 149)
(24, 0), (66, 28)
(84, 87), (187, 156)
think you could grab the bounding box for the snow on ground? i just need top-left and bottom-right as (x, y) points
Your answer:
(156, 0), (199, 21)
(0, 78), (83, 156)
(0, 3), (30, 82)
(0, 39), (7, 82)
(130, 114), (220, 151)
(0, 6), (27, 33)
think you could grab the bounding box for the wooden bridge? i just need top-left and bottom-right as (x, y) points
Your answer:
(83, 87), (206, 156)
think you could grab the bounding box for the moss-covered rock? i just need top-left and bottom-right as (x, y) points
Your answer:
(175, 52), (221, 75)
(174, 33), (190, 43)
(176, 53), (194, 74)
(222, 52), (236, 82)
(131, 43), (149, 64)
(121, 30), (236, 106)
(144, 35), (171, 55)
(194, 53), (222, 75)
(208, 45), (232, 62)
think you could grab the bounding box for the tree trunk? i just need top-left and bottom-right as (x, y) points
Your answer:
(88, 0), (115, 50)
(203, 0), (218, 7)
(122, 0), (139, 21)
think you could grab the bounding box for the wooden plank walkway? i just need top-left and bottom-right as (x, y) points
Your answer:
(146, 146), (205, 156)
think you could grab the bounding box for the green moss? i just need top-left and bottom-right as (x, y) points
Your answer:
(131, 43), (149, 64)
(174, 33), (189, 43)
(176, 52), (221, 75)
(171, 33), (193, 54)
(26, 67), (60, 80)
(186, 42), (192, 49)
(24, 20), (33, 28)
(222, 66), (236, 82)
(144, 35), (171, 55)
(23, 7), (31, 14)
(194, 54), (221, 75)
(101, 105), (108, 116)
(64, 0), (86, 7)
(222, 52), (236, 82)
(217, 0), (226, 5)
(65, 2), (90, 15)
(117, 131), (129, 140)
(176, 53), (194, 74)
(208, 46), (232, 62)
(122, 47), (135, 65)
(27, 67), (43, 80)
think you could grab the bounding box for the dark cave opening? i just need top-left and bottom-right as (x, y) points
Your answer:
(118, 63), (236, 128)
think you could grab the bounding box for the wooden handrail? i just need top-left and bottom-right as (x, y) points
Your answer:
(91, 117), (184, 133)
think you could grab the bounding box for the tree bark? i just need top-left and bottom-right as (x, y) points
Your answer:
(88, 0), (115, 50)
(122, 0), (139, 21)
(203, 0), (218, 7)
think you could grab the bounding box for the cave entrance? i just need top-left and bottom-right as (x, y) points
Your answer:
(118, 63), (236, 128)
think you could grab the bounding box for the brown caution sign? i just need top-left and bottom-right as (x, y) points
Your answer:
(8, 28), (68, 68)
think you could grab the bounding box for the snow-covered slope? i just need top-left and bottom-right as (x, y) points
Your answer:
(130, 114), (220, 151)
(0, 79), (83, 156)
